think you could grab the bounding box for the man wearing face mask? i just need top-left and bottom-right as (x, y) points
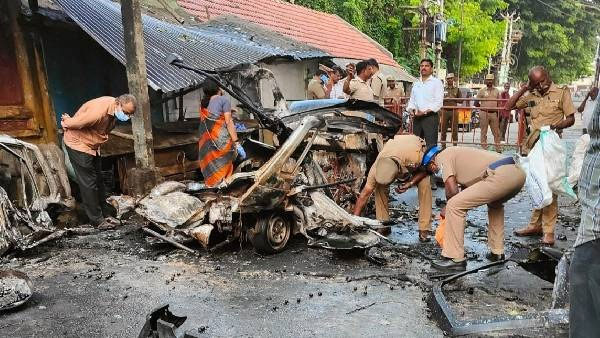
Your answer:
(505, 66), (576, 245)
(62, 94), (137, 227)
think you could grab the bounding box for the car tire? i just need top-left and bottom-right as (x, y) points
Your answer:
(249, 212), (292, 254)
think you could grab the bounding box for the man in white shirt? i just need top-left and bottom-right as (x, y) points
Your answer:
(329, 66), (348, 99)
(406, 58), (444, 149)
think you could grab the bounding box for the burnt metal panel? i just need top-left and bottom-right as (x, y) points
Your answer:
(427, 260), (569, 336)
(53, 0), (328, 93)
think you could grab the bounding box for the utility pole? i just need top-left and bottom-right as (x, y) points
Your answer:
(498, 12), (519, 85)
(121, 0), (159, 195)
(434, 0), (445, 76)
(419, 0), (428, 60)
(457, 0), (464, 85)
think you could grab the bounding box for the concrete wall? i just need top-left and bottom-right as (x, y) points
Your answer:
(259, 59), (316, 108)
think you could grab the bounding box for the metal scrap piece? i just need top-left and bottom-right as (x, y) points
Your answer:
(136, 192), (205, 228)
(107, 195), (137, 219)
(427, 259), (569, 336)
(138, 304), (187, 338)
(190, 224), (214, 249)
(147, 181), (187, 198)
(0, 135), (74, 210)
(0, 270), (33, 311)
(309, 231), (379, 251)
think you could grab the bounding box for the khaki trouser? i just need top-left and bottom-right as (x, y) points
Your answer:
(526, 194), (558, 234)
(375, 177), (432, 231)
(440, 110), (458, 147)
(480, 111), (502, 152)
(442, 164), (526, 260)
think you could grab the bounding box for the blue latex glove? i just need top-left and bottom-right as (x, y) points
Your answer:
(235, 122), (247, 131)
(236, 143), (246, 160)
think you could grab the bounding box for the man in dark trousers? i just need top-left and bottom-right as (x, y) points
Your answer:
(62, 94), (137, 227)
(406, 58), (444, 149)
(406, 58), (443, 189)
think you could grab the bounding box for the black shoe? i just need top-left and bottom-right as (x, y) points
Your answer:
(431, 257), (467, 272)
(485, 252), (505, 262)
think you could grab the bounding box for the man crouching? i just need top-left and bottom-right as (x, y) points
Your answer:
(353, 134), (432, 242)
(420, 146), (525, 272)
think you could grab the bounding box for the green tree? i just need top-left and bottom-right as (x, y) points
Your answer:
(290, 0), (596, 83)
(290, 0), (506, 77)
(291, 0), (423, 74)
(506, 0), (598, 83)
(444, 0), (507, 78)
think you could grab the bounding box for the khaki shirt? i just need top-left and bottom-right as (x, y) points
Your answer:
(348, 78), (375, 101)
(384, 87), (405, 104)
(62, 96), (117, 156)
(443, 86), (461, 111)
(435, 147), (502, 187)
(515, 83), (576, 130)
(477, 87), (500, 111)
(366, 135), (426, 188)
(307, 78), (326, 100)
(370, 71), (387, 102)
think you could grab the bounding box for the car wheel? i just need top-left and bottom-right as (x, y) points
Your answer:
(250, 212), (291, 254)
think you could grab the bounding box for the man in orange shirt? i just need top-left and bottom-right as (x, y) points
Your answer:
(62, 94), (136, 226)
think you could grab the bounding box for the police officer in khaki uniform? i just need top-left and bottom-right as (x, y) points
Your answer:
(476, 74), (502, 152)
(384, 76), (405, 105)
(343, 61), (375, 101)
(307, 70), (334, 100)
(505, 66), (576, 245)
(417, 146), (526, 272)
(367, 58), (387, 105)
(440, 73), (462, 148)
(353, 134), (433, 242)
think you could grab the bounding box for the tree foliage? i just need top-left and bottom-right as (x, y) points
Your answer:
(291, 0), (424, 73)
(289, 0), (598, 83)
(444, 0), (507, 77)
(506, 0), (598, 83)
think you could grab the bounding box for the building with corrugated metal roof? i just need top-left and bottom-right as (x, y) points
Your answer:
(0, 0), (411, 190)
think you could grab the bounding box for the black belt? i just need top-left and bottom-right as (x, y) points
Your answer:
(414, 111), (439, 118)
(489, 156), (515, 170)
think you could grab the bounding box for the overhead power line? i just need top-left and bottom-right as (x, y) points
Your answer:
(530, 0), (600, 18)
(531, 0), (570, 16)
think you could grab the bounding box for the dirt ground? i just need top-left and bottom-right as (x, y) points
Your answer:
(0, 118), (585, 337)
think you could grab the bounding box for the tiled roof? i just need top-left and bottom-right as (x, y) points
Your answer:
(177, 0), (399, 67)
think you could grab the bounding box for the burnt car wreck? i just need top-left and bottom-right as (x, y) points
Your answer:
(109, 55), (402, 254)
(0, 135), (76, 256)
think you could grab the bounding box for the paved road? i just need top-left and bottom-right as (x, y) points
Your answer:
(0, 110), (584, 337)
